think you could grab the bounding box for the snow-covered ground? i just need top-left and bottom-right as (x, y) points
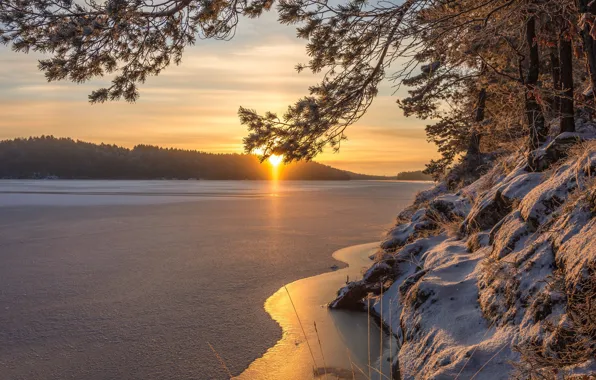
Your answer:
(331, 124), (596, 379)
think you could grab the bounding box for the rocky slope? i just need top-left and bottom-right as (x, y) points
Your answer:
(331, 122), (596, 379)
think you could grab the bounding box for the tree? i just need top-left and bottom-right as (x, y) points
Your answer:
(525, 13), (547, 149)
(0, 0), (591, 171)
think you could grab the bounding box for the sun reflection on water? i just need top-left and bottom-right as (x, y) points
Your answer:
(235, 243), (396, 380)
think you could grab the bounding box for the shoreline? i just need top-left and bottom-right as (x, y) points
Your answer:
(236, 242), (396, 380)
(0, 181), (432, 380)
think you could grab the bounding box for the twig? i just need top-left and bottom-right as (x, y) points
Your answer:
(285, 286), (319, 371)
(454, 317), (497, 379)
(379, 282), (383, 378)
(313, 321), (328, 379)
(346, 348), (356, 380)
(207, 342), (233, 379)
(368, 295), (372, 380)
(469, 343), (508, 380)
(389, 302), (393, 380)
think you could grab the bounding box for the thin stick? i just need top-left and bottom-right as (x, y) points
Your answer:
(368, 364), (392, 380)
(207, 342), (233, 379)
(349, 355), (370, 380)
(454, 318), (497, 380)
(367, 295), (371, 380)
(379, 282), (383, 379)
(313, 321), (328, 379)
(469, 343), (508, 380)
(330, 314), (364, 380)
(389, 302), (393, 380)
(346, 348), (356, 380)
(284, 286), (318, 372)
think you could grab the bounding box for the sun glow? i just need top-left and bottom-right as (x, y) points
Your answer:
(268, 154), (283, 167)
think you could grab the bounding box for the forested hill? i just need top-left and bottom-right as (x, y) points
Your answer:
(0, 136), (391, 180)
(394, 170), (433, 181)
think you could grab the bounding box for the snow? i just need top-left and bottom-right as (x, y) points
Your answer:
(332, 131), (596, 378)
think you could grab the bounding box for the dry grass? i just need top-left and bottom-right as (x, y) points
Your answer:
(478, 256), (519, 325)
(424, 208), (464, 239)
(474, 152), (521, 196)
(512, 262), (596, 379)
(566, 140), (596, 167)
(559, 177), (596, 216)
(498, 137), (526, 157)
(567, 140), (596, 189)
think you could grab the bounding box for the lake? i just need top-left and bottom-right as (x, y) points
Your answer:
(0, 180), (431, 379)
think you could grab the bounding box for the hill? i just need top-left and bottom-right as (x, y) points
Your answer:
(0, 136), (390, 181)
(331, 124), (596, 378)
(394, 170), (433, 181)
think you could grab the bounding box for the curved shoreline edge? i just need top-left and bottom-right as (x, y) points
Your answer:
(236, 242), (395, 380)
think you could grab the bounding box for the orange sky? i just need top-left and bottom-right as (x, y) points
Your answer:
(0, 11), (439, 176)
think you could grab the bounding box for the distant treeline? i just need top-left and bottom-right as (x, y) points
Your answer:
(394, 171), (433, 181)
(0, 136), (403, 181)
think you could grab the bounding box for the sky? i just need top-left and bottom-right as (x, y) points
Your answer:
(0, 10), (439, 176)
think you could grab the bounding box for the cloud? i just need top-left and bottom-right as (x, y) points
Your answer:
(0, 12), (438, 175)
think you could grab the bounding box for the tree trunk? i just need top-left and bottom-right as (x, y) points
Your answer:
(525, 16), (547, 150)
(578, 0), (596, 97)
(475, 88), (487, 123)
(467, 87), (486, 156)
(559, 35), (575, 133)
(550, 46), (561, 115)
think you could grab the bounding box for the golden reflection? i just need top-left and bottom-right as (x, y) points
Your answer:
(270, 162), (281, 183)
(235, 243), (395, 380)
(269, 154), (282, 185)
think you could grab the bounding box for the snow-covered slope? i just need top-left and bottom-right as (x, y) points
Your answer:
(331, 125), (596, 379)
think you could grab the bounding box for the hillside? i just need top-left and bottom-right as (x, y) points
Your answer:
(0, 136), (389, 181)
(331, 120), (596, 379)
(395, 170), (433, 181)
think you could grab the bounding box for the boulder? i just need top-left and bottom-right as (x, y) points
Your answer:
(329, 280), (368, 311)
(527, 133), (586, 172)
(362, 262), (394, 283)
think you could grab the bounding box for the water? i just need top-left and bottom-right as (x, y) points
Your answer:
(238, 243), (395, 380)
(0, 180), (431, 379)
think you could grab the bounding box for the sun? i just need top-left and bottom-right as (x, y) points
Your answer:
(268, 154), (283, 167)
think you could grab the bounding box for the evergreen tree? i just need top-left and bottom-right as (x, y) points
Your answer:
(1, 0), (593, 177)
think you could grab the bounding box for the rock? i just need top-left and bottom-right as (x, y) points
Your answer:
(411, 208), (427, 222)
(362, 262), (394, 283)
(521, 147), (596, 228)
(467, 232), (490, 252)
(329, 280), (368, 311)
(463, 171), (543, 234)
(527, 133), (586, 172)
(490, 211), (530, 259)
(428, 194), (471, 221)
(398, 270), (427, 299)
(463, 189), (512, 234)
(381, 219), (435, 251)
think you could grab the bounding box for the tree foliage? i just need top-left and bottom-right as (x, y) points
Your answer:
(2, 0), (596, 178)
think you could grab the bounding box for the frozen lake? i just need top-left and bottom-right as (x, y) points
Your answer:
(0, 180), (431, 379)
